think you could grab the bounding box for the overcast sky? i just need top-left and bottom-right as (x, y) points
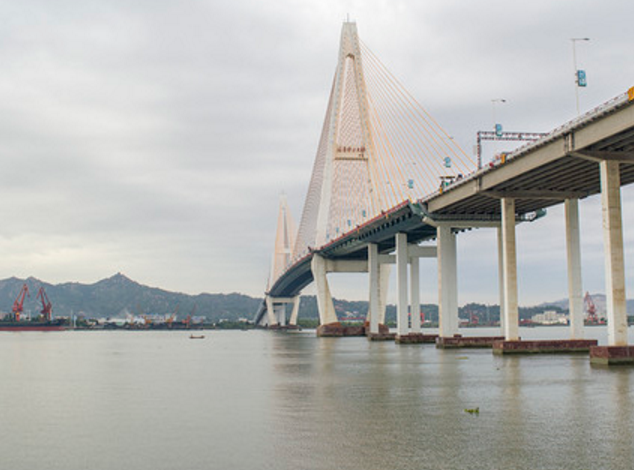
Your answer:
(2, 0), (634, 305)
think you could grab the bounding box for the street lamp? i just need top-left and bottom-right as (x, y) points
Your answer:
(491, 99), (507, 137)
(571, 37), (590, 115)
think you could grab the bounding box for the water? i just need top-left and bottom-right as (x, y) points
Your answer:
(1, 327), (633, 470)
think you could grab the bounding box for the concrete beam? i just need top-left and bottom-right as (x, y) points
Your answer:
(570, 150), (634, 164)
(324, 259), (368, 273)
(379, 245), (437, 265)
(481, 189), (587, 200)
(422, 216), (501, 229)
(266, 297), (297, 304)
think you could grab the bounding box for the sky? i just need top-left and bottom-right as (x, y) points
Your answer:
(1, 0), (634, 305)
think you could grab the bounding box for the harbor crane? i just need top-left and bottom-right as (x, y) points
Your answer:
(12, 284), (30, 322)
(36, 286), (53, 321)
(584, 292), (599, 323)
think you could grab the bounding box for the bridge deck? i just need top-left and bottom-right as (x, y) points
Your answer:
(256, 89), (634, 324)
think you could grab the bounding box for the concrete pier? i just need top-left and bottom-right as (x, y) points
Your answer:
(493, 339), (598, 355)
(395, 333), (438, 344)
(316, 322), (366, 337)
(590, 345), (634, 365)
(436, 335), (505, 349)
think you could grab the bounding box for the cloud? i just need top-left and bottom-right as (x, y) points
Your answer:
(0, 0), (633, 304)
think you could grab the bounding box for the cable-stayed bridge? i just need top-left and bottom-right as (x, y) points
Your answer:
(255, 22), (634, 364)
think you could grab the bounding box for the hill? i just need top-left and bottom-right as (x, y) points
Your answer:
(2, 274), (632, 323)
(0, 274), (261, 322)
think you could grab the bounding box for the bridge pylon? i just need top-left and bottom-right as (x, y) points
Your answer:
(260, 194), (301, 329)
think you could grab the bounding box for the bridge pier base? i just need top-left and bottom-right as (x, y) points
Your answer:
(316, 322), (367, 337)
(493, 339), (598, 355)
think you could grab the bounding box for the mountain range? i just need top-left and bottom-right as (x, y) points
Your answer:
(0, 273), (260, 322)
(0, 274), (631, 322)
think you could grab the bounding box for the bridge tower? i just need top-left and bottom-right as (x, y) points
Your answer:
(257, 21), (472, 335)
(263, 194), (300, 328)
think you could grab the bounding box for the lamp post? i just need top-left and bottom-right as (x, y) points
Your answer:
(491, 99), (507, 137)
(491, 99), (506, 158)
(571, 37), (590, 116)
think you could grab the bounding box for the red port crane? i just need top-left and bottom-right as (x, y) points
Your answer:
(36, 286), (53, 321)
(584, 292), (599, 323)
(12, 284), (30, 322)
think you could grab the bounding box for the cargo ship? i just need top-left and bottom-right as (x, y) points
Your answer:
(0, 319), (66, 332)
(0, 284), (66, 331)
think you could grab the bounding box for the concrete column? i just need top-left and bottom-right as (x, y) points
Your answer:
(501, 198), (519, 341)
(497, 226), (505, 334)
(378, 264), (391, 325)
(289, 296), (300, 326)
(438, 225), (458, 337)
(565, 199), (584, 339)
(311, 254), (339, 325)
(410, 255), (421, 331)
(600, 160), (628, 346)
(276, 304), (287, 326)
(368, 243), (380, 334)
(265, 296), (277, 326)
(396, 233), (409, 336)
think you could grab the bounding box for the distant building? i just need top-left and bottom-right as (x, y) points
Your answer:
(531, 310), (568, 325)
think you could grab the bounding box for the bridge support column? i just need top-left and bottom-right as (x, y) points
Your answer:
(277, 304), (287, 327)
(410, 256), (421, 332)
(265, 296), (277, 327)
(497, 226), (505, 334)
(289, 296), (300, 326)
(565, 199), (584, 339)
(396, 233), (409, 337)
(590, 161), (633, 364)
(600, 161), (628, 346)
(438, 225), (458, 338)
(501, 198), (519, 341)
(379, 263), (391, 326)
(368, 243), (380, 334)
(311, 254), (339, 327)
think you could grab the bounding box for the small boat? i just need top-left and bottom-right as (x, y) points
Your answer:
(189, 334), (205, 339)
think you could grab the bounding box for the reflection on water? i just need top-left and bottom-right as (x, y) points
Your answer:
(0, 327), (633, 470)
